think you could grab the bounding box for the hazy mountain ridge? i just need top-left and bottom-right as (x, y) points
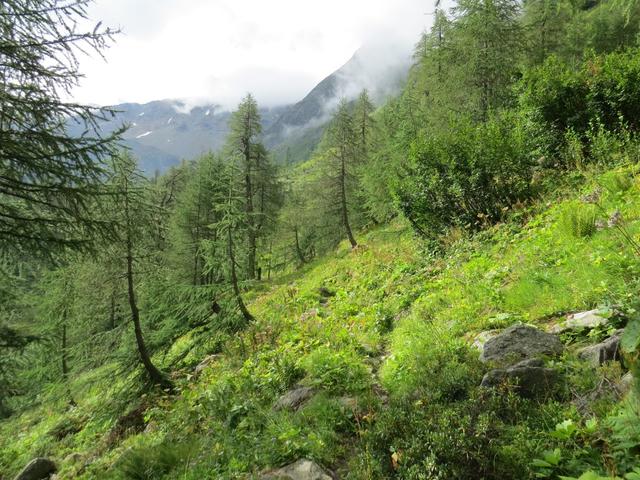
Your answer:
(86, 44), (411, 172)
(265, 44), (412, 163)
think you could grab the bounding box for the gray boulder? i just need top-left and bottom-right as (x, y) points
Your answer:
(577, 330), (624, 366)
(550, 309), (611, 334)
(13, 458), (57, 480)
(481, 358), (558, 398)
(260, 459), (334, 480)
(480, 324), (563, 364)
(273, 387), (315, 412)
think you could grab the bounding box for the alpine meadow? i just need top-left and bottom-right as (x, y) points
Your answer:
(3, 0), (640, 479)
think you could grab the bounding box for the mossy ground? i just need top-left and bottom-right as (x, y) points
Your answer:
(2, 166), (640, 479)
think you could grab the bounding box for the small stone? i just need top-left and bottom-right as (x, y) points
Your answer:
(480, 324), (563, 365)
(194, 354), (220, 375)
(260, 459), (334, 480)
(481, 358), (558, 398)
(618, 373), (634, 396)
(550, 309), (611, 334)
(577, 330), (624, 366)
(273, 387), (315, 412)
(13, 458), (57, 480)
(143, 421), (158, 434)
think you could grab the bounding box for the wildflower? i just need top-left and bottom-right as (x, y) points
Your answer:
(608, 210), (622, 228)
(581, 188), (602, 204)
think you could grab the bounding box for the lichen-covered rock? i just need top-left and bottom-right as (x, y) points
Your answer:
(273, 387), (315, 411)
(471, 330), (501, 353)
(480, 358), (558, 398)
(480, 324), (563, 364)
(260, 459), (334, 480)
(13, 458), (57, 480)
(550, 309), (612, 334)
(577, 330), (624, 366)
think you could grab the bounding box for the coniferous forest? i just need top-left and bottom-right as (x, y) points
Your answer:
(2, 0), (640, 478)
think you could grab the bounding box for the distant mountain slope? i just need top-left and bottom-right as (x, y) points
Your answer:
(75, 45), (411, 172)
(265, 44), (412, 164)
(69, 100), (286, 173)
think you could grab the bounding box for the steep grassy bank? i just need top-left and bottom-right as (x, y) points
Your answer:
(2, 165), (639, 479)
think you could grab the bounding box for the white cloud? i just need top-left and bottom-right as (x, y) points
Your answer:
(72, 0), (434, 108)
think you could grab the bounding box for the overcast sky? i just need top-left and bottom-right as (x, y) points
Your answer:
(72, 0), (433, 108)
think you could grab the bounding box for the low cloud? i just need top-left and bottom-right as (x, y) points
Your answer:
(73, 0), (435, 108)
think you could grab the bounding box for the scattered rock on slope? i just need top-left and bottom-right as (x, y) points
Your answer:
(480, 324), (563, 364)
(273, 387), (316, 411)
(13, 458), (57, 480)
(260, 459), (334, 480)
(577, 330), (624, 366)
(194, 354), (220, 375)
(550, 309), (612, 334)
(480, 358), (558, 398)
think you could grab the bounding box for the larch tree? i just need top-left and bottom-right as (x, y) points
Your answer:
(323, 100), (359, 249)
(209, 162), (255, 324)
(107, 152), (172, 390)
(451, 0), (524, 120)
(225, 94), (263, 280)
(0, 0), (124, 256)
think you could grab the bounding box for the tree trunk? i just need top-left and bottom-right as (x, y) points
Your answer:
(228, 227), (254, 323)
(61, 321), (69, 381)
(109, 292), (117, 330)
(126, 238), (172, 389)
(244, 144), (257, 280)
(294, 226), (306, 264)
(339, 154), (357, 248)
(61, 307), (76, 406)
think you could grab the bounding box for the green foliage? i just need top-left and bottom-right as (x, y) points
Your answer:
(4, 2), (640, 479)
(112, 439), (196, 480)
(0, 0), (124, 256)
(521, 50), (640, 152)
(559, 202), (599, 238)
(299, 347), (370, 394)
(398, 112), (539, 235)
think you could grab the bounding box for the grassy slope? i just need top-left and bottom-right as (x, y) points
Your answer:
(1, 166), (639, 479)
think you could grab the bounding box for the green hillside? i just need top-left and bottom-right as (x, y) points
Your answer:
(2, 163), (640, 479)
(3, 0), (640, 479)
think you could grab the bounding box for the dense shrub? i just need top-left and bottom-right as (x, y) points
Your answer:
(521, 49), (640, 150)
(397, 112), (540, 236)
